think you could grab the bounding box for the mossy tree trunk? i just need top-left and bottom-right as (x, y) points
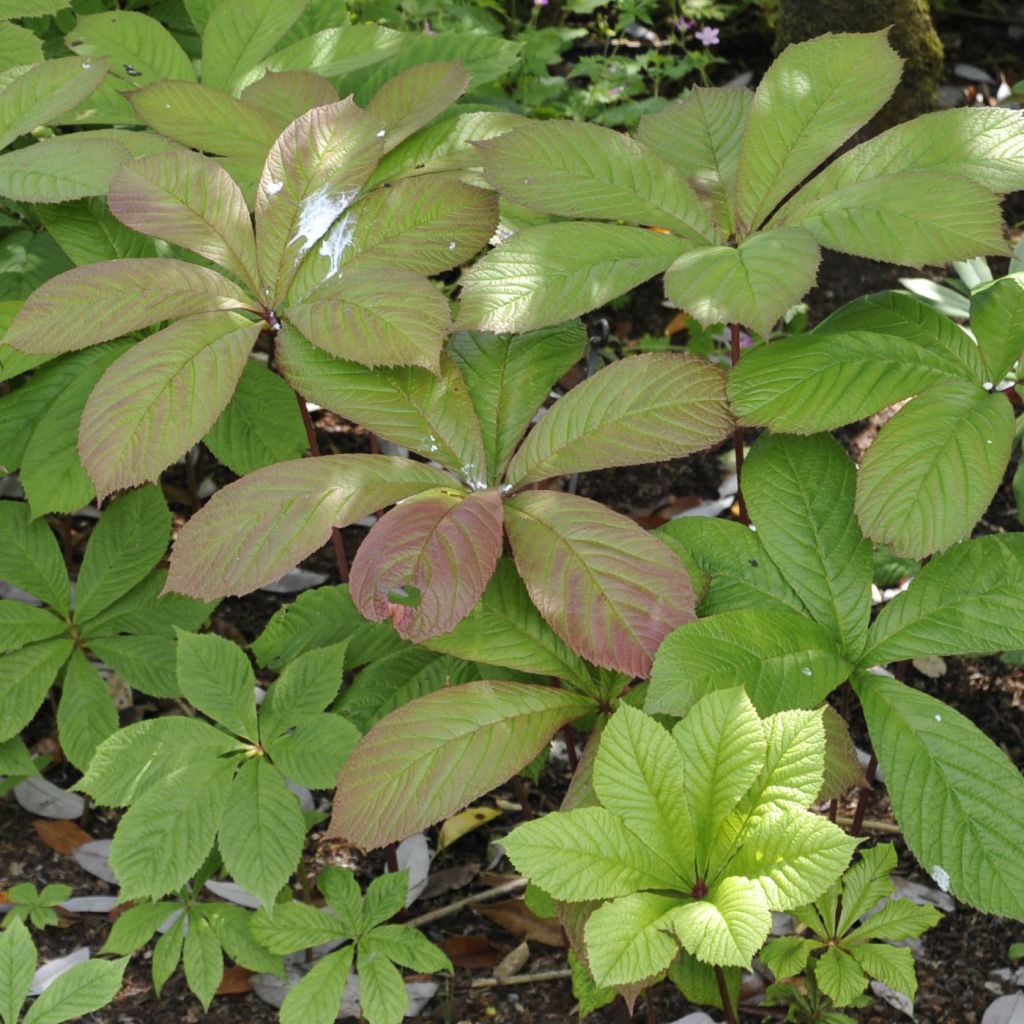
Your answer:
(776, 0), (944, 128)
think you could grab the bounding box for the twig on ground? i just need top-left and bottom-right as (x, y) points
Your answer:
(404, 877), (528, 929)
(469, 968), (572, 989)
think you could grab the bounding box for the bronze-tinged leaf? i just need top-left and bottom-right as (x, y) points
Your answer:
(476, 900), (565, 948)
(349, 488), (503, 643)
(165, 454), (453, 600)
(3, 259), (253, 355)
(504, 491), (695, 678)
(239, 71), (339, 130)
(328, 680), (595, 849)
(366, 60), (470, 150)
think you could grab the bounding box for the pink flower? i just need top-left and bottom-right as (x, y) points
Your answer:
(534, 0), (549, 6)
(695, 25), (720, 46)
(674, 16), (694, 31)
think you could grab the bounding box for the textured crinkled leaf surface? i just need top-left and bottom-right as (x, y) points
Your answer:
(366, 59), (469, 149)
(504, 490), (695, 678)
(669, 875), (771, 968)
(329, 680), (594, 848)
(855, 382), (1014, 558)
(852, 671), (1024, 920)
(584, 892), (679, 988)
(0, 136), (134, 204)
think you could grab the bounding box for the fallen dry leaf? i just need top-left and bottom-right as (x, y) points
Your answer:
(439, 935), (504, 969)
(494, 941), (530, 980)
(475, 899), (564, 947)
(216, 966), (253, 995)
(438, 806), (501, 850)
(33, 819), (93, 854)
(420, 863), (480, 901)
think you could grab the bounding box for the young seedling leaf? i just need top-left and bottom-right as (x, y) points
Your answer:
(669, 875), (771, 968)
(177, 631), (259, 742)
(584, 892), (679, 988)
(816, 945), (868, 1005)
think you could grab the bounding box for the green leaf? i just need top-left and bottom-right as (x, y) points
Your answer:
(203, 903), (283, 975)
(357, 947), (408, 1024)
(266, 712), (360, 788)
(251, 901), (349, 954)
(505, 491), (695, 678)
(362, 871), (408, 930)
(448, 322), (585, 484)
(847, 943), (918, 1001)
(750, 708), (829, 822)
(79, 311), (260, 498)
(480, 120), (713, 243)
(279, 946), (353, 1024)
(734, 31), (900, 231)
(317, 867), (362, 934)
(0, 638), (72, 743)
(78, 716), (236, 805)
(569, 949), (616, 1018)
(646, 607), (852, 718)
(266, 23), (403, 79)
(86, 633), (180, 698)
(0, 735), (37, 777)
(328, 680), (594, 849)
(151, 914), (184, 995)
(672, 687), (765, 868)
(219, 758), (305, 910)
(0, 917), (34, 1024)
(844, 897), (940, 943)
(862, 534), (1024, 664)
(361, 925), (451, 974)
(110, 756), (235, 900)
(834, 843), (897, 935)
(0, 134), (134, 203)
(76, 485), (169, 623)
(456, 222), (691, 334)
(670, 875), (772, 968)
(37, 199), (158, 266)
(0, 501), (68, 612)
(21, 956), (127, 1024)
(350, 488), (501, 643)
(256, 96), (383, 305)
(664, 227), (820, 338)
(204, 358), (308, 475)
(0, 601), (65, 653)
(166, 454), (452, 599)
(101, 901), (181, 954)
(729, 330), (963, 433)
(259, 640), (348, 740)
(584, 892), (679, 987)
(970, 273), (1024, 383)
(507, 353), (729, 487)
(56, 652), (117, 772)
(366, 60), (469, 150)
(424, 559), (592, 684)
(182, 912), (222, 1011)
(202, 0), (306, 95)
(761, 936), (819, 980)
(0, 55), (109, 151)
(285, 270), (451, 373)
(816, 946), (867, 1006)
(4, 259), (251, 356)
(277, 329), (484, 475)
(108, 150), (260, 293)
(637, 86), (752, 235)
(0, 23), (42, 74)
(239, 70), (338, 129)
(743, 432), (872, 659)
(504, 805), (683, 903)
(177, 631), (258, 741)
(856, 382), (1013, 558)
(593, 704), (694, 869)
(852, 671), (1024, 920)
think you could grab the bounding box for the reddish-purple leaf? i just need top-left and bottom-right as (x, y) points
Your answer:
(350, 487), (503, 642)
(328, 680), (596, 849)
(504, 491), (695, 678)
(3, 259), (252, 355)
(166, 455), (453, 599)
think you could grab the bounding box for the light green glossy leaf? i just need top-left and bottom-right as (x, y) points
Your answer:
(862, 534), (1024, 664)
(86, 633), (179, 698)
(265, 713), (360, 788)
(844, 896), (940, 943)
(593, 704), (694, 869)
(0, 55), (109, 151)
(366, 60), (469, 150)
(56, 652), (117, 772)
(448, 322), (586, 484)
(480, 120), (714, 242)
(670, 875), (771, 968)
(0, 602), (64, 653)
(177, 631), (258, 742)
(735, 31), (900, 231)
(259, 640), (349, 740)
(729, 330), (962, 433)
(79, 311), (260, 498)
(748, 708), (828, 822)
(664, 226), (820, 338)
(329, 680), (594, 849)
(0, 23), (41, 74)
(166, 454), (452, 599)
(0, 501), (69, 613)
(637, 86), (752, 235)
(277, 328), (484, 475)
(110, 755), (234, 900)
(266, 23), (404, 79)
(646, 607), (851, 718)
(219, 758), (305, 910)
(279, 946), (354, 1024)
(456, 222), (692, 334)
(285, 269), (450, 373)
(0, 136), (133, 203)
(584, 893), (679, 988)
(76, 485), (169, 623)
(855, 382), (1014, 558)
(358, 948), (407, 1024)
(0, 914), (33, 1024)
(21, 956), (127, 1024)
(182, 912), (222, 1011)
(744, 432), (872, 659)
(204, 358), (308, 475)
(816, 946), (867, 1005)
(36, 198), (157, 267)
(508, 353), (730, 486)
(202, 0), (306, 94)
(848, 943), (918, 1001)
(971, 272), (1024, 382)
(852, 671), (1024, 920)
(672, 687), (765, 867)
(505, 490), (695, 678)
(3, 258), (251, 356)
(108, 149), (260, 292)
